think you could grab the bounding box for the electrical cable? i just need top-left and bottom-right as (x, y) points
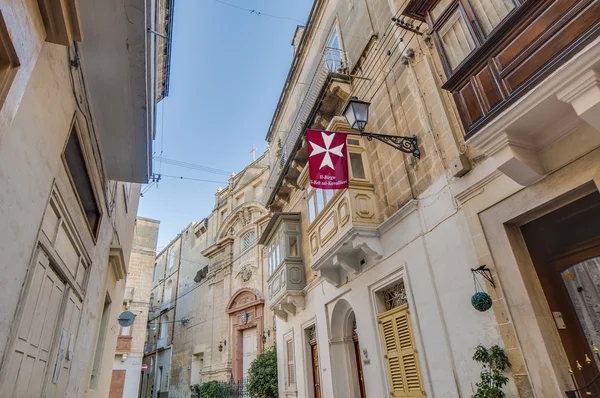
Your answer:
(155, 157), (232, 176)
(159, 174), (228, 184)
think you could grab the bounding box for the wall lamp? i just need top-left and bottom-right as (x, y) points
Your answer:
(343, 96), (420, 159)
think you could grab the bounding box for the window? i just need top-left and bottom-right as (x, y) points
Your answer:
(153, 263), (158, 281)
(430, 0), (518, 71)
(0, 11), (19, 110)
(242, 230), (256, 251)
(63, 124), (101, 237)
(285, 339), (296, 388)
(268, 235), (284, 276)
(378, 302), (425, 397)
(122, 183), (130, 213)
(438, 9), (476, 69)
(164, 279), (173, 305)
(347, 138), (368, 180)
(307, 188), (335, 224)
(168, 248), (176, 269)
(160, 315), (169, 340)
(325, 25), (344, 72)
(221, 209), (228, 223)
(90, 294), (111, 389)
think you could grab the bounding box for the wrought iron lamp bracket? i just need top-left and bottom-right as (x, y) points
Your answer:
(470, 265), (495, 288)
(360, 132), (421, 159)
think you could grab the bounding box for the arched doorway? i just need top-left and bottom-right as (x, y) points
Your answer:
(329, 299), (366, 398)
(225, 288), (265, 381)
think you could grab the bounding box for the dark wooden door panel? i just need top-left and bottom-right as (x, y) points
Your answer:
(457, 81), (484, 127)
(475, 66), (505, 112)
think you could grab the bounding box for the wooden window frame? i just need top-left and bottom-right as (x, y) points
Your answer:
(61, 116), (103, 242)
(429, 0), (522, 76)
(347, 137), (370, 182)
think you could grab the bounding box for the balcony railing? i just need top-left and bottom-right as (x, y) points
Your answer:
(263, 47), (351, 206)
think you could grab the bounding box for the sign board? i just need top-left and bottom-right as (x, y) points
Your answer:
(117, 311), (135, 327)
(141, 363), (148, 372)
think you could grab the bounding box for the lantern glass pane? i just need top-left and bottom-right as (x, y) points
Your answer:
(344, 104), (357, 130)
(354, 101), (369, 126)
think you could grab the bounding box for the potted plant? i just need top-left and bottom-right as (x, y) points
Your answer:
(472, 344), (511, 398)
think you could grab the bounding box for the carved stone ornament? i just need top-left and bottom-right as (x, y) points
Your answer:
(237, 264), (253, 282)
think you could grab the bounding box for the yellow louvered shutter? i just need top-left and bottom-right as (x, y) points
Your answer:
(378, 304), (425, 397)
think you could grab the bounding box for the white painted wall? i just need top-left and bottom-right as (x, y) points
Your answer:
(276, 177), (518, 398)
(113, 357), (144, 398)
(0, 24), (140, 398)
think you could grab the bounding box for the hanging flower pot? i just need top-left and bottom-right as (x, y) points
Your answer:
(471, 291), (492, 312)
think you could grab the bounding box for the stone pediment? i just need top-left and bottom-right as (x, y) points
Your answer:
(216, 202), (267, 241)
(226, 288), (265, 314)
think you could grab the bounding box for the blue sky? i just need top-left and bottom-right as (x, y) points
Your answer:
(138, 0), (314, 249)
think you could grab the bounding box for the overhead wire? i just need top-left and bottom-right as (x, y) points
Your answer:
(159, 174), (228, 184)
(155, 157), (232, 176)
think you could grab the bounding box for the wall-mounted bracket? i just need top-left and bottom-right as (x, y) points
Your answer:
(471, 265), (495, 288)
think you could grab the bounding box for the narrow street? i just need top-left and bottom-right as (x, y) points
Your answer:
(1, 1), (600, 397)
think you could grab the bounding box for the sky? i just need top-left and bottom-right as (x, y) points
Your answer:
(137, 0), (314, 250)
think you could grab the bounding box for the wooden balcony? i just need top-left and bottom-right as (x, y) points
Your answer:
(406, 0), (600, 186)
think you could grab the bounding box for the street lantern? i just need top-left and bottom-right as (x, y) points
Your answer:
(343, 96), (371, 132)
(341, 96), (421, 159)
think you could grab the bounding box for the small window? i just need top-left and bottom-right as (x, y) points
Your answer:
(63, 124), (101, 237)
(438, 9), (476, 69)
(349, 152), (366, 179)
(470, 0), (515, 36)
(242, 231), (256, 250)
(430, 0), (453, 21)
(306, 188), (335, 224)
(0, 11), (19, 109)
(431, 0), (519, 73)
(168, 248), (176, 269)
(289, 236), (298, 257)
(153, 263), (158, 281)
(286, 339), (296, 387)
(325, 25), (344, 72)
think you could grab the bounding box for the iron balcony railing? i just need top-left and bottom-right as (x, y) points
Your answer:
(263, 47), (351, 205)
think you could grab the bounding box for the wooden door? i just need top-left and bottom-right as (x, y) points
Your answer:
(1, 250), (67, 397)
(310, 343), (321, 398)
(109, 369), (126, 398)
(521, 192), (600, 388)
(45, 288), (83, 397)
(242, 328), (257, 378)
(353, 336), (367, 398)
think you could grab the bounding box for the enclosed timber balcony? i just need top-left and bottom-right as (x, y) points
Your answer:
(259, 213), (306, 321)
(405, 0), (600, 187)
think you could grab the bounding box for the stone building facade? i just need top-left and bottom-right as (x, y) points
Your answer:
(0, 1), (168, 397)
(142, 154), (276, 397)
(111, 217), (160, 398)
(259, 0), (600, 397)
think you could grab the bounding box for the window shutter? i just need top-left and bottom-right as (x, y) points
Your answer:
(378, 304), (425, 397)
(469, 0), (515, 36)
(439, 10), (476, 69)
(286, 339), (296, 386)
